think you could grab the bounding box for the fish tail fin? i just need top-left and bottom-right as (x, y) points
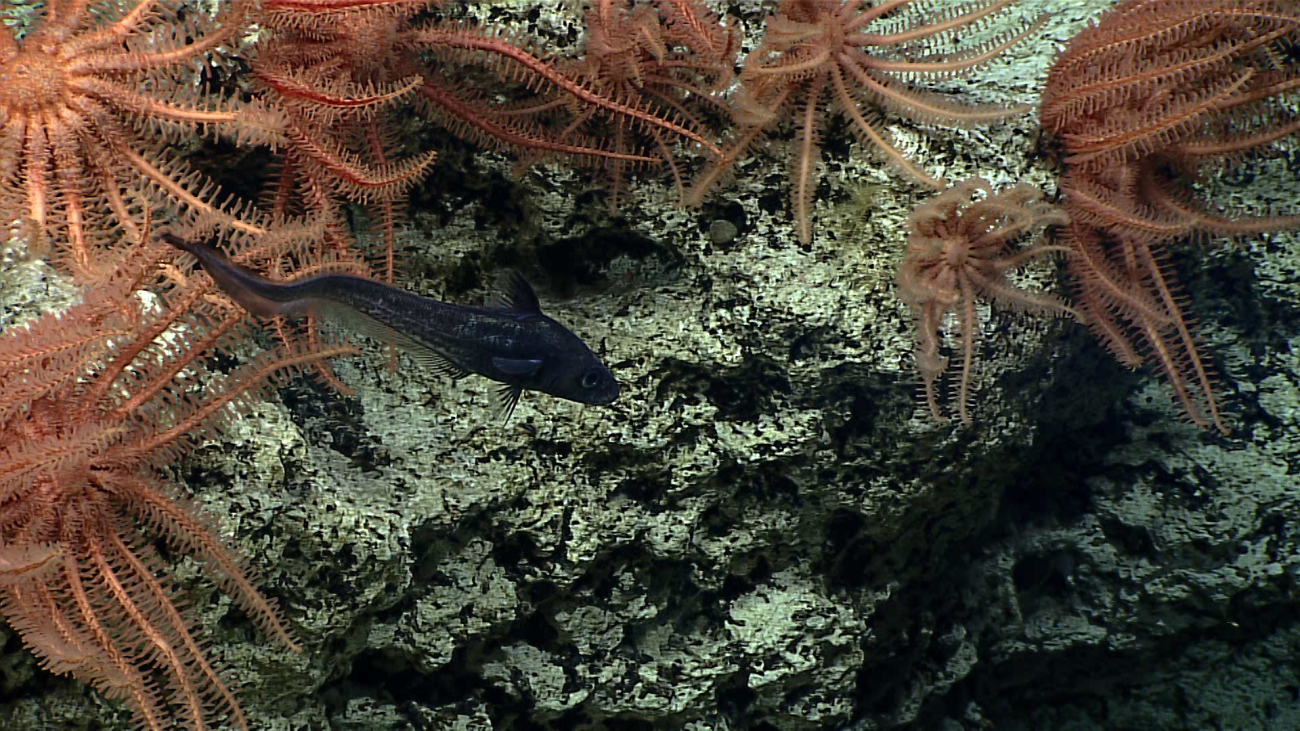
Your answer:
(159, 233), (314, 319)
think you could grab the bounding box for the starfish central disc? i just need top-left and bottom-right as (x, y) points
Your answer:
(0, 50), (68, 114)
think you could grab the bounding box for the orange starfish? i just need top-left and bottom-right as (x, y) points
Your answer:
(1043, 0), (1300, 431)
(0, 0), (274, 281)
(0, 238), (353, 730)
(689, 0), (1044, 243)
(897, 178), (1077, 424)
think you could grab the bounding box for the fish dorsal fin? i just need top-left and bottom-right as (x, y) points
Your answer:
(492, 357), (543, 377)
(487, 271), (542, 315)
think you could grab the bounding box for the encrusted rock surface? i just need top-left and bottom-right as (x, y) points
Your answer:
(2, 0), (1299, 729)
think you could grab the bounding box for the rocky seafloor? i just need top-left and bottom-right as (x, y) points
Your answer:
(2, 0), (1299, 729)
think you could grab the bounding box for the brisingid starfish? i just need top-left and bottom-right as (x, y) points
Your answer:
(688, 0), (1045, 243)
(897, 178), (1077, 424)
(1043, 0), (1300, 431)
(0, 0), (279, 280)
(0, 237), (353, 730)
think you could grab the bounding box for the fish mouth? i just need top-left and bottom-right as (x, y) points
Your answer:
(593, 384), (621, 405)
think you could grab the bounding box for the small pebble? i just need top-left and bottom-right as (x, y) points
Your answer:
(708, 219), (738, 245)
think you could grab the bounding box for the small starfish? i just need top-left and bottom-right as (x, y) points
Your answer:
(897, 178), (1078, 424)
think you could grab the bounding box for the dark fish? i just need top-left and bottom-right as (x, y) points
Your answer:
(161, 233), (620, 417)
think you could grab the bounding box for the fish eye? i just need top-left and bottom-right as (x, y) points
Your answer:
(581, 370), (601, 389)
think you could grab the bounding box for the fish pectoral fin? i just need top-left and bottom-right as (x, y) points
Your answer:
(493, 384), (524, 421)
(317, 301), (469, 379)
(487, 270), (543, 315)
(491, 357), (543, 377)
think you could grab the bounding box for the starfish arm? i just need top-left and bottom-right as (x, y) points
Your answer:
(410, 25), (722, 158)
(848, 0), (1020, 40)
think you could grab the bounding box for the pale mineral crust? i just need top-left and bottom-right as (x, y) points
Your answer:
(2, 0), (1298, 729)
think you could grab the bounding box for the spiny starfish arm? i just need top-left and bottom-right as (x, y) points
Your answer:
(954, 290), (980, 426)
(72, 77), (247, 128)
(418, 79), (658, 164)
(285, 119), (437, 200)
(970, 265), (1080, 321)
(18, 117), (54, 234)
(848, 0), (1020, 42)
(0, 302), (136, 425)
(79, 285), (211, 416)
(1061, 175), (1198, 240)
(744, 47), (831, 78)
(844, 0), (915, 32)
(1064, 220), (1173, 329)
(266, 0), (425, 13)
(1133, 244), (1224, 432)
(840, 50), (1029, 125)
(994, 243), (1075, 271)
(108, 309), (245, 422)
(107, 471), (302, 653)
(662, 0), (732, 58)
(69, 0), (253, 57)
(87, 529), (242, 730)
(683, 120), (770, 207)
(915, 304), (949, 422)
(1051, 5), (1300, 82)
(1042, 26), (1293, 130)
(114, 143), (265, 236)
(830, 61), (946, 189)
(72, 29), (241, 75)
(257, 65), (425, 112)
(50, 131), (94, 278)
(130, 343), (357, 459)
(852, 14), (1048, 74)
(0, 425), (125, 505)
(1063, 70), (1255, 164)
(410, 26), (723, 158)
(791, 78), (825, 246)
(1180, 113), (1300, 158)
(57, 559), (164, 729)
(89, 154), (145, 244)
(64, 0), (165, 54)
